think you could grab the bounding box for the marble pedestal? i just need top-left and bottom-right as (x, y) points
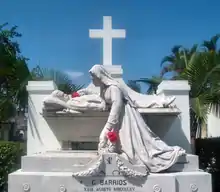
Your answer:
(8, 151), (212, 192)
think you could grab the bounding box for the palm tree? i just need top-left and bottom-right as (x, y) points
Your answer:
(31, 66), (84, 94)
(160, 37), (220, 137)
(179, 51), (220, 137)
(132, 41), (220, 138)
(160, 45), (198, 78)
(201, 34), (220, 52)
(127, 80), (141, 93)
(133, 76), (164, 94)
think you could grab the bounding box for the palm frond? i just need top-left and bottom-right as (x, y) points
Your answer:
(31, 66), (84, 94)
(127, 80), (141, 93)
(201, 34), (220, 51)
(171, 45), (183, 55)
(134, 76), (163, 94)
(160, 56), (174, 66)
(190, 97), (209, 124)
(190, 44), (198, 54)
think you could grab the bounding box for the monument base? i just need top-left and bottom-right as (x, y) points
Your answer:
(9, 171), (211, 192)
(8, 151), (211, 192)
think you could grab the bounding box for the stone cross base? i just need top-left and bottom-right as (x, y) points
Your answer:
(8, 151), (211, 192)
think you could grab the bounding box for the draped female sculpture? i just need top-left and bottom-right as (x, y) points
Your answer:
(88, 65), (185, 169)
(43, 65), (185, 176)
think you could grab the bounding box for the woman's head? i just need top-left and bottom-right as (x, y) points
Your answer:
(90, 73), (102, 87)
(89, 65), (136, 107)
(89, 65), (117, 87)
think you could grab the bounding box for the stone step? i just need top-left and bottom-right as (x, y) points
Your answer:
(8, 170), (211, 192)
(21, 151), (199, 173)
(167, 154), (199, 172)
(21, 150), (98, 172)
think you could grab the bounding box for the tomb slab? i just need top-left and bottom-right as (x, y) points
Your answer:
(21, 151), (199, 173)
(8, 170), (211, 192)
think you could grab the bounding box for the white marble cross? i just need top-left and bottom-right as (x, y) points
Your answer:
(89, 16), (126, 66)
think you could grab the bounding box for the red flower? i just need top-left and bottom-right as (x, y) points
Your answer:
(71, 92), (80, 98)
(107, 131), (118, 143)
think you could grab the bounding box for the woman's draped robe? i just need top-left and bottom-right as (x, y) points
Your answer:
(102, 85), (185, 173)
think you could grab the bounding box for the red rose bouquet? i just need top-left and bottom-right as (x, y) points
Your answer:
(71, 92), (80, 98)
(107, 130), (118, 143)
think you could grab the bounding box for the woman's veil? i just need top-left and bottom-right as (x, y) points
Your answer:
(89, 65), (137, 108)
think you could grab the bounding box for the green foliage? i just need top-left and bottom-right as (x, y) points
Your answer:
(160, 45), (198, 77)
(127, 80), (141, 93)
(0, 23), (84, 122)
(0, 141), (24, 192)
(179, 51), (220, 136)
(133, 34), (220, 137)
(31, 65), (84, 94)
(134, 76), (164, 94)
(0, 23), (31, 121)
(201, 34), (220, 51)
(196, 137), (220, 192)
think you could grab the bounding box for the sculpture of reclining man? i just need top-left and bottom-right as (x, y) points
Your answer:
(43, 88), (107, 113)
(43, 87), (176, 114)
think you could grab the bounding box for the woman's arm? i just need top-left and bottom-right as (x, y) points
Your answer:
(98, 85), (124, 152)
(104, 85), (123, 132)
(77, 88), (98, 96)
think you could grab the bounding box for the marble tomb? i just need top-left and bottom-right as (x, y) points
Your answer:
(8, 16), (212, 192)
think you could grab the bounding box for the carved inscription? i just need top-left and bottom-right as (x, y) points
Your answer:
(82, 179), (141, 191)
(106, 157), (112, 165)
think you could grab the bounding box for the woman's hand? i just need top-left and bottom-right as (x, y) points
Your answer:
(98, 86), (123, 153)
(98, 127), (109, 152)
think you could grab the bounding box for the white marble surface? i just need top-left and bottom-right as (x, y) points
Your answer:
(26, 78), (189, 155)
(207, 111), (220, 137)
(9, 171), (211, 192)
(9, 152), (211, 192)
(88, 65), (191, 153)
(9, 171), (177, 192)
(9, 15), (212, 192)
(21, 151), (199, 173)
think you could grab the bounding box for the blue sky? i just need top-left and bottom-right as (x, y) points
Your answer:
(1, 0), (220, 87)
